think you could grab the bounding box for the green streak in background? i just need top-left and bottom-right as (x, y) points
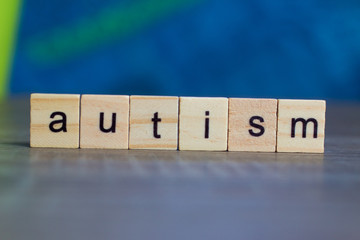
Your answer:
(0, 0), (22, 98)
(28, 0), (203, 64)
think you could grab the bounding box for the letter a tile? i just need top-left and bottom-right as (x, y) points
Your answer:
(277, 99), (326, 153)
(228, 98), (277, 152)
(30, 94), (80, 148)
(129, 96), (179, 150)
(80, 95), (129, 149)
(179, 97), (228, 151)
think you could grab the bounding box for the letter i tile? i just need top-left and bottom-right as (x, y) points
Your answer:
(179, 97), (228, 151)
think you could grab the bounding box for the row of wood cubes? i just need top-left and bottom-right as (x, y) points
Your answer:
(30, 94), (326, 153)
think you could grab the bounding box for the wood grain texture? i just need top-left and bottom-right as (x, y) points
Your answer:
(30, 93), (80, 148)
(80, 95), (129, 149)
(277, 99), (326, 153)
(228, 98), (277, 152)
(129, 96), (179, 150)
(179, 97), (228, 151)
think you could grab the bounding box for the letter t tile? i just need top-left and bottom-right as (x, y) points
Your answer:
(129, 96), (179, 150)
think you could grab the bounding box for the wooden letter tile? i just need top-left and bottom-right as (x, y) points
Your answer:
(129, 96), (179, 150)
(277, 99), (326, 153)
(228, 98), (277, 152)
(30, 94), (80, 148)
(80, 95), (129, 149)
(179, 97), (228, 151)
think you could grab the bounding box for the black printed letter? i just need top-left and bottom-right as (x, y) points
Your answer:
(291, 118), (318, 138)
(249, 116), (265, 137)
(99, 112), (116, 133)
(152, 112), (161, 139)
(49, 112), (67, 133)
(205, 111), (210, 139)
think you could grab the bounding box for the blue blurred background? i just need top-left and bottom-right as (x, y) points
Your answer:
(8, 0), (360, 100)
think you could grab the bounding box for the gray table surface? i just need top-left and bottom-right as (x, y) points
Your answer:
(0, 98), (360, 240)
